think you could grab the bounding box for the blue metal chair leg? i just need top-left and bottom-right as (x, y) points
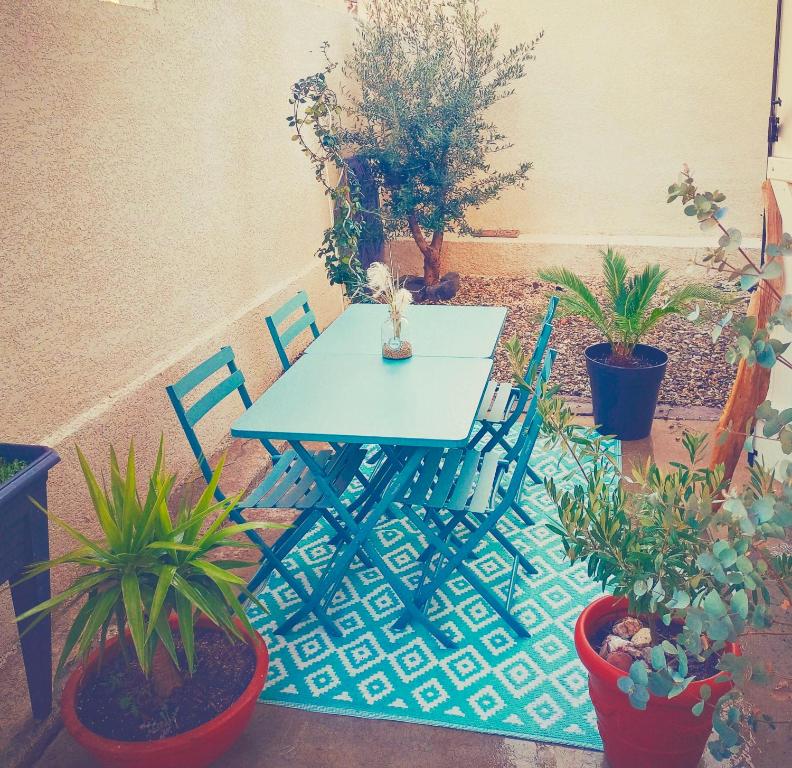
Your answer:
(247, 507), (342, 593)
(488, 525), (537, 576)
(524, 465), (543, 485)
(510, 500), (535, 528)
(394, 505), (531, 642)
(240, 520), (341, 637)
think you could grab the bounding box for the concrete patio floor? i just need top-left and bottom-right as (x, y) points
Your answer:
(26, 417), (792, 767)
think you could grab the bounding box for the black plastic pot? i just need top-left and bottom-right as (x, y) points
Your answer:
(585, 343), (668, 440)
(0, 443), (60, 719)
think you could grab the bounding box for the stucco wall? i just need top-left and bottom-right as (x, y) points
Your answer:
(0, 0), (351, 745)
(385, 0), (774, 275)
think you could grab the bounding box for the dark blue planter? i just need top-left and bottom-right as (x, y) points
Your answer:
(0, 443), (60, 720)
(585, 343), (668, 441)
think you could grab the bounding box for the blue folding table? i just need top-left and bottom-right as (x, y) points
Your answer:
(231, 306), (505, 644)
(305, 304), (507, 358)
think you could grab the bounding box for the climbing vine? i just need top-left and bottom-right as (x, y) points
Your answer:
(287, 45), (368, 301)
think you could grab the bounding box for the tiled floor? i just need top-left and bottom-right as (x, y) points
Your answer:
(31, 420), (792, 767)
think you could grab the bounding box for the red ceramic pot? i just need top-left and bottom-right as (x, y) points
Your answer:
(575, 595), (739, 768)
(61, 616), (268, 768)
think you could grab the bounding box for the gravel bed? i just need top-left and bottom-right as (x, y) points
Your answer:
(426, 274), (747, 409)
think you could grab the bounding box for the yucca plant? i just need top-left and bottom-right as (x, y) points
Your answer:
(539, 248), (730, 363)
(14, 440), (271, 699)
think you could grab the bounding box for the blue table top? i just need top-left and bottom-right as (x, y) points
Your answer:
(306, 304), (507, 358)
(231, 353), (493, 447)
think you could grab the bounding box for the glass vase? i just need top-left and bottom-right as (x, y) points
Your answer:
(381, 313), (412, 359)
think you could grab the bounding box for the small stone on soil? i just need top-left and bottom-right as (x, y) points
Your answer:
(612, 616), (643, 639)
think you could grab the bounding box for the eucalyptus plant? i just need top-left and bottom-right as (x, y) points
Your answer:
(13, 441), (271, 699)
(538, 248), (730, 362)
(509, 171), (792, 762)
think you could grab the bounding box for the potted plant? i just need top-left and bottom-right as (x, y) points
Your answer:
(538, 248), (729, 439)
(14, 441), (273, 768)
(533, 398), (745, 768)
(0, 442), (60, 719)
(523, 165), (792, 763)
(290, 0), (543, 300)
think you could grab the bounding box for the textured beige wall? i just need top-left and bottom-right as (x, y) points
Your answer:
(473, 0), (774, 238)
(387, 0), (774, 275)
(0, 0), (351, 744)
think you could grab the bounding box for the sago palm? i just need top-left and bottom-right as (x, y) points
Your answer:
(539, 248), (730, 362)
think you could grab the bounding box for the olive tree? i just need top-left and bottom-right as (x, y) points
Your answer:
(341, 0), (542, 292)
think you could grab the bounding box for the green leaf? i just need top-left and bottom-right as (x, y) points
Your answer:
(153, 609), (179, 669)
(121, 571), (147, 673)
(175, 591), (195, 675)
(14, 571), (108, 623)
(56, 594), (100, 674)
(76, 586), (121, 659)
(617, 676), (635, 694)
(190, 559), (247, 586)
(629, 660), (648, 685)
(692, 700), (705, 716)
(703, 590), (727, 618)
(740, 272), (761, 291)
(751, 496), (775, 523)
(76, 446), (123, 549)
(731, 589), (749, 620)
(629, 685), (650, 710)
(146, 565), (176, 640)
(761, 261), (783, 280)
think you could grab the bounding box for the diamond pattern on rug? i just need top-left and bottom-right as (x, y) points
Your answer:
(247, 434), (619, 751)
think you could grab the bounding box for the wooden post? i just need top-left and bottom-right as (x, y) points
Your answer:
(710, 181), (785, 482)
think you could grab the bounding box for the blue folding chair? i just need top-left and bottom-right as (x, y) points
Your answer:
(469, 295), (558, 473)
(386, 350), (557, 646)
(265, 290), (320, 371)
(165, 346), (366, 636)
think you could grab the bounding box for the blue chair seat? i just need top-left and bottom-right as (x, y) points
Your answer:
(476, 381), (520, 424)
(239, 445), (365, 510)
(402, 447), (505, 515)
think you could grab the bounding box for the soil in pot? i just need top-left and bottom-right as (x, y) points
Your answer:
(592, 615), (719, 680)
(77, 626), (255, 742)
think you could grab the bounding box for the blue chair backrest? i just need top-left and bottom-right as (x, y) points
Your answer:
(523, 296), (558, 383)
(166, 346), (278, 499)
(541, 295), (560, 326)
(265, 290), (320, 371)
(503, 348), (557, 467)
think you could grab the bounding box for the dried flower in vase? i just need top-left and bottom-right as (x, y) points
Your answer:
(366, 262), (414, 359)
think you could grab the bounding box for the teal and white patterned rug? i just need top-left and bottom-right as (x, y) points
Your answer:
(247, 434), (619, 750)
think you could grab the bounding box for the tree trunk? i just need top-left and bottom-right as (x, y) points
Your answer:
(710, 181), (785, 483)
(407, 214), (444, 287)
(152, 642), (184, 700)
(346, 156), (384, 268)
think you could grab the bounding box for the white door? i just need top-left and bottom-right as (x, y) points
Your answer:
(760, 0), (792, 471)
